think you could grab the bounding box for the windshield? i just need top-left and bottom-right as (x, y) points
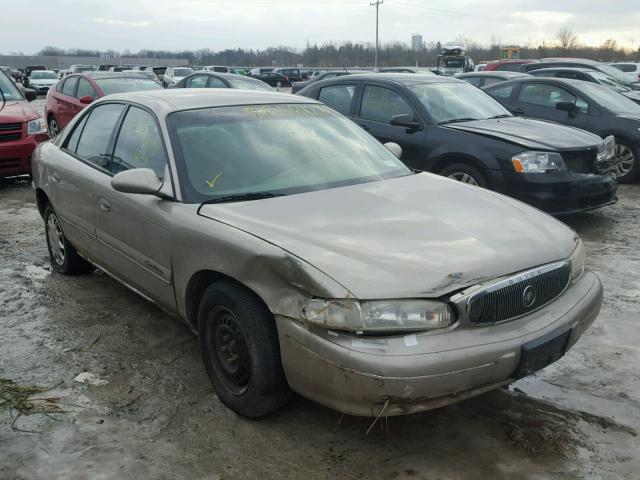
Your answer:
(589, 71), (630, 93)
(443, 59), (464, 68)
(579, 82), (640, 115)
(75, 67), (95, 73)
(409, 82), (511, 123)
(174, 68), (194, 77)
(31, 71), (57, 79)
(95, 78), (163, 95)
(227, 78), (273, 91)
(0, 71), (23, 100)
(167, 104), (411, 203)
(596, 64), (638, 85)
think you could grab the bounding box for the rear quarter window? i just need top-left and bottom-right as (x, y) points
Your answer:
(487, 84), (515, 100)
(318, 85), (356, 115)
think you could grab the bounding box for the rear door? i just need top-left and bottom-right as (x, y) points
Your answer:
(49, 103), (126, 261)
(93, 105), (176, 309)
(185, 74), (209, 88)
(57, 76), (80, 129)
(353, 83), (426, 168)
(514, 81), (590, 129)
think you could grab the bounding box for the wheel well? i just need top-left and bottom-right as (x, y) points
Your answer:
(35, 188), (50, 218)
(431, 155), (490, 184)
(184, 270), (270, 330)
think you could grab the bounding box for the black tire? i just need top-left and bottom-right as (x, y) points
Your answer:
(439, 162), (489, 188)
(198, 282), (291, 418)
(613, 138), (639, 183)
(47, 115), (59, 138)
(44, 204), (92, 275)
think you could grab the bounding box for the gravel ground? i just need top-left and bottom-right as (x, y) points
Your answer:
(0, 120), (639, 478)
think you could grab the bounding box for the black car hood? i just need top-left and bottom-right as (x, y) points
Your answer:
(443, 117), (601, 151)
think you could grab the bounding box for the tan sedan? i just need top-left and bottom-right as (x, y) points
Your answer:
(32, 90), (602, 417)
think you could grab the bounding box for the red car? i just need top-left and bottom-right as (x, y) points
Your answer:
(0, 70), (48, 177)
(45, 72), (163, 136)
(483, 60), (537, 72)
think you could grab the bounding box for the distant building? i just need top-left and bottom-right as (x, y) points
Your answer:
(411, 34), (423, 51)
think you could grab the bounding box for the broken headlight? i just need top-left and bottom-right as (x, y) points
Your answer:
(569, 238), (586, 281)
(511, 151), (565, 173)
(302, 299), (455, 333)
(597, 135), (615, 163)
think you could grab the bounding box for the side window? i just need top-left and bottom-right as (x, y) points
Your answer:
(62, 76), (78, 96)
(76, 77), (96, 99)
(187, 75), (208, 88)
(318, 84), (356, 115)
(518, 84), (588, 113)
(65, 113), (89, 152)
(483, 77), (503, 87)
(56, 79), (65, 93)
(463, 77), (482, 87)
(208, 77), (226, 88)
(557, 72), (578, 80)
(112, 107), (167, 179)
(360, 85), (413, 124)
(488, 84), (514, 100)
(75, 104), (125, 169)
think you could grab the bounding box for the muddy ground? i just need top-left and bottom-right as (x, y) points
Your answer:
(1, 144), (639, 477)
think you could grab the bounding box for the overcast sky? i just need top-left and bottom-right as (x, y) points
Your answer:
(2, 0), (639, 54)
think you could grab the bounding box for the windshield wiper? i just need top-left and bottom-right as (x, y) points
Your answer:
(439, 117), (476, 125)
(201, 191), (286, 205)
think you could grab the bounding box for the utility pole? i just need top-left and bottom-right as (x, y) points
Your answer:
(370, 0), (383, 71)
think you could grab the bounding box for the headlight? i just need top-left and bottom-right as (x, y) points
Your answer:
(569, 238), (585, 281)
(302, 298), (455, 333)
(27, 118), (47, 135)
(597, 135), (615, 163)
(511, 151), (565, 173)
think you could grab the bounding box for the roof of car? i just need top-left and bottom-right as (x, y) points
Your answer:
(327, 73), (459, 85)
(484, 76), (593, 89)
(185, 72), (264, 81)
(540, 58), (599, 64)
(457, 71), (529, 78)
(69, 72), (157, 80)
(98, 88), (318, 113)
(530, 67), (596, 74)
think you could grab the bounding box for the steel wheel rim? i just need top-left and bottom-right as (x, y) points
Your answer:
(49, 118), (59, 137)
(209, 307), (251, 394)
(47, 214), (65, 266)
(614, 144), (635, 178)
(448, 172), (479, 186)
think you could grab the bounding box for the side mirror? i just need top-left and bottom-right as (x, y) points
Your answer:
(24, 88), (37, 102)
(390, 113), (423, 131)
(79, 95), (93, 105)
(556, 101), (579, 117)
(111, 168), (163, 195)
(384, 142), (403, 159)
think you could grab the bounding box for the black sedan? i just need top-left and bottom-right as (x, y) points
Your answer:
(484, 77), (640, 182)
(527, 67), (640, 105)
(257, 72), (290, 87)
(291, 71), (353, 94)
(520, 59), (640, 90)
(298, 74), (618, 214)
(170, 72), (273, 91)
(456, 71), (530, 88)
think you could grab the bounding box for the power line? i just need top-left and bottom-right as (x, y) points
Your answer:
(371, 0), (383, 70)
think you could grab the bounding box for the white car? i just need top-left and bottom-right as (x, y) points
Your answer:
(162, 66), (195, 87)
(28, 70), (58, 94)
(203, 65), (230, 73)
(474, 63), (487, 72)
(609, 62), (640, 82)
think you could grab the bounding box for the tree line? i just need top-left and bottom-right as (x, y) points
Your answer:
(36, 31), (640, 67)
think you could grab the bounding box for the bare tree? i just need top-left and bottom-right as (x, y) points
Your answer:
(556, 27), (579, 51)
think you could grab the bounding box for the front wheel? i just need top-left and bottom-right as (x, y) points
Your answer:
(48, 115), (59, 138)
(439, 163), (488, 188)
(198, 282), (291, 418)
(44, 205), (92, 275)
(613, 139), (638, 183)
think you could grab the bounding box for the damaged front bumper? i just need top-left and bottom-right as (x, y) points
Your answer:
(276, 270), (602, 417)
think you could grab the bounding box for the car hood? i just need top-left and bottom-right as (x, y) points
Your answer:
(0, 101), (40, 122)
(199, 174), (577, 299)
(443, 116), (601, 151)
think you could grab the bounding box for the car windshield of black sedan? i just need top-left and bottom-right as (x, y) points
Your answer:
(589, 71), (631, 93)
(94, 78), (163, 95)
(167, 104), (411, 203)
(579, 82), (640, 115)
(409, 82), (511, 123)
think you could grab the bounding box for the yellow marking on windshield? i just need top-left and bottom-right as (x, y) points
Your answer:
(206, 171), (224, 189)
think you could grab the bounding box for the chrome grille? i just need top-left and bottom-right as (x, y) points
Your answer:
(467, 262), (571, 325)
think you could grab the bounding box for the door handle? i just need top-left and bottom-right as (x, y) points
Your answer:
(359, 124), (370, 131)
(511, 108), (525, 115)
(98, 198), (111, 212)
(51, 172), (60, 184)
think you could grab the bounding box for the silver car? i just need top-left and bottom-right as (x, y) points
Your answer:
(32, 90), (602, 418)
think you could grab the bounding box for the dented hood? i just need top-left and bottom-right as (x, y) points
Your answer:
(199, 173), (577, 299)
(443, 116), (601, 151)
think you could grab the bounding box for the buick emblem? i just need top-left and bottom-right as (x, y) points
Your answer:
(522, 285), (537, 308)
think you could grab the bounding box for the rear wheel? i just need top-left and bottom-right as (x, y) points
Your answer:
(44, 205), (92, 275)
(439, 163), (488, 188)
(47, 115), (59, 138)
(198, 282), (291, 418)
(613, 139), (638, 183)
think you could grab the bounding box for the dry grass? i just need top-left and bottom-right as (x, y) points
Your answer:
(0, 378), (66, 432)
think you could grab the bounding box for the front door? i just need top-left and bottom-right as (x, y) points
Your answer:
(514, 82), (590, 130)
(354, 84), (426, 169)
(93, 105), (176, 310)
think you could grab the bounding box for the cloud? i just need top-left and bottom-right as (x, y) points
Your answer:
(511, 10), (573, 27)
(89, 17), (150, 27)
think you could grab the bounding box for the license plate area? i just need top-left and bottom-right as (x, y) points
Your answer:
(513, 328), (571, 380)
